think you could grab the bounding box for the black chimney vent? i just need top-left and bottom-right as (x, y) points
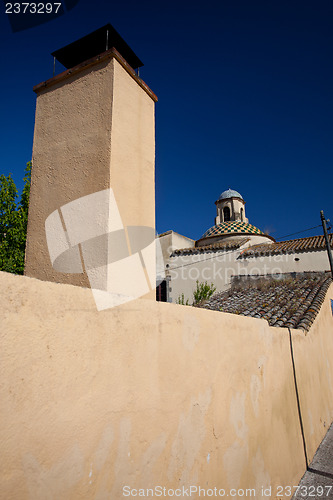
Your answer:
(51, 24), (144, 70)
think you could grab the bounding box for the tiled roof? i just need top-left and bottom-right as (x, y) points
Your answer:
(158, 230), (195, 241)
(239, 234), (333, 258)
(158, 230), (172, 237)
(201, 221), (265, 239)
(170, 238), (250, 257)
(199, 272), (332, 331)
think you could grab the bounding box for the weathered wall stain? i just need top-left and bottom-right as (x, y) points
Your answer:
(168, 388), (212, 484)
(22, 444), (84, 500)
(1, 272), (333, 499)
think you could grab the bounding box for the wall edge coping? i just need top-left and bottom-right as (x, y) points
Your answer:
(33, 47), (158, 102)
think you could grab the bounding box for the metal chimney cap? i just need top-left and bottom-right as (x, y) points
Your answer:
(51, 24), (144, 70)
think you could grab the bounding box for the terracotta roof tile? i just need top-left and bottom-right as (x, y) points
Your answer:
(171, 238), (250, 257)
(198, 272), (332, 332)
(240, 234), (333, 258)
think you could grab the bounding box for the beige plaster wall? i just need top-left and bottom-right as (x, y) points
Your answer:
(25, 58), (114, 287)
(25, 55), (155, 293)
(291, 283), (333, 462)
(2, 271), (333, 499)
(109, 59), (155, 230)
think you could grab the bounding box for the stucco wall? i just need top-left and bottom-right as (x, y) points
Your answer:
(25, 54), (155, 291)
(196, 234), (273, 248)
(215, 198), (248, 224)
(169, 248), (332, 303)
(241, 250), (332, 276)
(159, 231), (195, 270)
(1, 271), (333, 499)
(169, 247), (250, 303)
(291, 292), (333, 461)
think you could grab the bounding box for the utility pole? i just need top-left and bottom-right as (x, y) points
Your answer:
(320, 210), (333, 279)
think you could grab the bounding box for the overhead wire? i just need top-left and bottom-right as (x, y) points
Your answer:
(166, 246), (243, 272)
(275, 224), (323, 241)
(163, 222), (328, 273)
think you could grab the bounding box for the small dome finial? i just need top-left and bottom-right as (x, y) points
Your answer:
(218, 189), (243, 201)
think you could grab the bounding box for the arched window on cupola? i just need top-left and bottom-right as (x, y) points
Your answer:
(223, 206), (231, 222)
(240, 208), (244, 221)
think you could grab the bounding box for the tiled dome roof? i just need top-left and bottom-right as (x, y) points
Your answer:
(201, 221), (264, 239)
(218, 189), (243, 201)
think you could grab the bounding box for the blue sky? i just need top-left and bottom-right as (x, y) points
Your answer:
(1, 0), (332, 242)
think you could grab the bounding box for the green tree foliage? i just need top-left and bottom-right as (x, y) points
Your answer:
(193, 280), (216, 305)
(0, 162), (31, 274)
(177, 280), (216, 306)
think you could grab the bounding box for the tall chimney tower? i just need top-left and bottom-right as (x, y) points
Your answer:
(25, 25), (157, 299)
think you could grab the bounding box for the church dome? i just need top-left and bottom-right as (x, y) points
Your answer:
(218, 188), (243, 201)
(201, 221), (264, 239)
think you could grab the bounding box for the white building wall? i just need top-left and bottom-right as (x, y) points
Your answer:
(241, 250), (332, 276)
(158, 231), (195, 271)
(197, 233), (274, 247)
(169, 248), (241, 303)
(169, 248), (332, 304)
